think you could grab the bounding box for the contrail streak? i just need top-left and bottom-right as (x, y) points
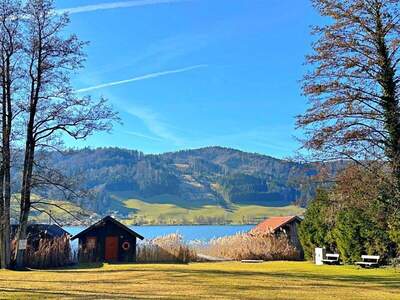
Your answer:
(75, 64), (207, 93)
(56, 0), (189, 15)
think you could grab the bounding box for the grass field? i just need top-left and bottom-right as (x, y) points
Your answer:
(124, 198), (305, 225)
(0, 262), (399, 299)
(11, 195), (91, 224)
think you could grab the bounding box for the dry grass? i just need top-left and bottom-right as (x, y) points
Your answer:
(11, 236), (71, 269)
(0, 262), (399, 299)
(137, 233), (197, 263)
(194, 232), (299, 261)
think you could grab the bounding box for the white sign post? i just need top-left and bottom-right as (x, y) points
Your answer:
(18, 239), (27, 250)
(315, 247), (325, 265)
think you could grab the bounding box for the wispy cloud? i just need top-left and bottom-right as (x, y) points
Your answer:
(126, 106), (182, 145)
(75, 64), (207, 93)
(56, 0), (189, 15)
(125, 130), (164, 142)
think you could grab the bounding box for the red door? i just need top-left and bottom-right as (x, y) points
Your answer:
(105, 236), (119, 261)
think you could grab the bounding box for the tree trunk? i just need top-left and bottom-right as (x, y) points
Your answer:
(14, 207), (29, 269)
(14, 111), (35, 268)
(0, 55), (12, 269)
(1, 121), (11, 269)
(0, 165), (4, 269)
(14, 143), (34, 269)
(14, 17), (42, 268)
(3, 57), (12, 269)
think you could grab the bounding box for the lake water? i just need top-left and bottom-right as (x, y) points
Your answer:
(64, 225), (254, 242)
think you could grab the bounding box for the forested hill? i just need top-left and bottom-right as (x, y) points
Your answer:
(36, 146), (340, 219)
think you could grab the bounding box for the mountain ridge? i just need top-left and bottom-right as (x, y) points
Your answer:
(33, 146), (328, 222)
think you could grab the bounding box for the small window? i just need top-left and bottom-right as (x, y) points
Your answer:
(86, 237), (97, 250)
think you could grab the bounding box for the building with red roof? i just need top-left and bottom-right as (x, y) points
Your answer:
(251, 215), (303, 253)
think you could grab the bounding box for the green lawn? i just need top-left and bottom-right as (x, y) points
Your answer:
(0, 262), (399, 299)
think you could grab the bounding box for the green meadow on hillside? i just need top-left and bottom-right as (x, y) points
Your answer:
(0, 262), (398, 299)
(123, 198), (305, 225)
(9, 193), (304, 225)
(10, 195), (91, 225)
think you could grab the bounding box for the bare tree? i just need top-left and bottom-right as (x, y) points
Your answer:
(0, 0), (22, 269)
(297, 0), (400, 184)
(13, 0), (118, 268)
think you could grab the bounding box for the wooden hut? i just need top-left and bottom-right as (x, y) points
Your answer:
(11, 224), (70, 244)
(11, 224), (71, 268)
(71, 216), (144, 263)
(251, 216), (303, 251)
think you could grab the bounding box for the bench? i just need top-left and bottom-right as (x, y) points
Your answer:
(355, 255), (380, 268)
(321, 253), (340, 265)
(241, 260), (264, 263)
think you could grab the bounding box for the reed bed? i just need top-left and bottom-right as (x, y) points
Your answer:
(137, 233), (197, 263)
(12, 235), (71, 268)
(194, 232), (300, 261)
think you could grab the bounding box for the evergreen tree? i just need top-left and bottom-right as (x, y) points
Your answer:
(333, 209), (365, 263)
(298, 189), (334, 260)
(333, 208), (391, 263)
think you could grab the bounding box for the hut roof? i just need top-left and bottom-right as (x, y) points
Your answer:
(11, 224), (70, 240)
(71, 216), (144, 240)
(251, 216), (302, 233)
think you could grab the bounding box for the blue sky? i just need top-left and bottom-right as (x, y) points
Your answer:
(57, 0), (322, 158)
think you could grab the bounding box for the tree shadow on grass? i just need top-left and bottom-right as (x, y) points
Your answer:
(40, 262), (105, 271)
(0, 287), (74, 299)
(3, 266), (399, 300)
(167, 268), (400, 288)
(0, 280), (330, 299)
(0, 287), (137, 299)
(45, 265), (400, 289)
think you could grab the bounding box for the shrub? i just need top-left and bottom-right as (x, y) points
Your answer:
(389, 257), (400, 268)
(388, 211), (400, 255)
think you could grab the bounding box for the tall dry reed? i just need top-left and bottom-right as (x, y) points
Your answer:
(136, 233), (197, 263)
(194, 232), (300, 261)
(12, 235), (71, 268)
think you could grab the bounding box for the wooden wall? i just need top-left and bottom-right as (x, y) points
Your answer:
(78, 222), (137, 263)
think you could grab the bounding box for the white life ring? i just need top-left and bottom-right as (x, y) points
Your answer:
(122, 241), (130, 251)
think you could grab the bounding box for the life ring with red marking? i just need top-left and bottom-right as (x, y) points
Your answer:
(122, 241), (130, 251)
